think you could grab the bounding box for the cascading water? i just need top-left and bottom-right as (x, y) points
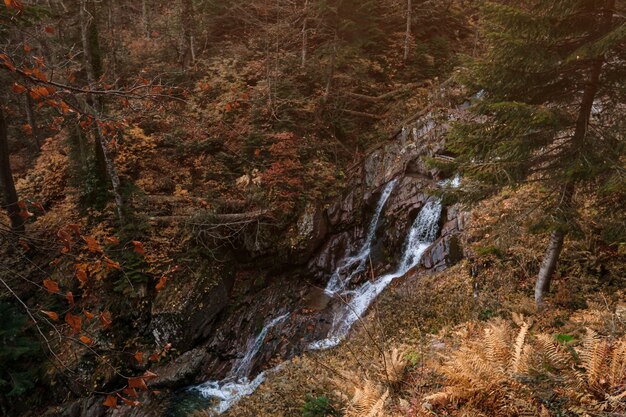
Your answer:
(191, 313), (289, 414)
(309, 198), (442, 350)
(324, 179), (398, 294)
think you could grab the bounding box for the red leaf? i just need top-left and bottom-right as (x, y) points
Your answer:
(134, 351), (143, 363)
(128, 377), (148, 391)
(79, 335), (93, 345)
(131, 241), (145, 255)
(122, 387), (138, 398)
(104, 256), (121, 271)
(99, 311), (112, 329)
(41, 310), (59, 321)
(82, 235), (102, 253)
(103, 395), (118, 408)
(18, 239), (30, 251)
(142, 370), (158, 379)
(11, 83), (26, 94)
(43, 278), (60, 294)
(64, 312), (82, 333)
(44, 26), (55, 34)
(75, 264), (88, 286)
(66, 291), (75, 307)
(4, 0), (24, 12)
(83, 309), (94, 320)
(155, 276), (167, 292)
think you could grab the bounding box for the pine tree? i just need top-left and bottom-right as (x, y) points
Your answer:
(447, 0), (625, 308)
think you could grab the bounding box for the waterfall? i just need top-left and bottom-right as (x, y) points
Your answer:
(192, 313), (289, 414)
(324, 179), (397, 294)
(309, 199), (442, 350)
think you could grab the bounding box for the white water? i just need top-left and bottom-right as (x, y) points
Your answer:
(192, 313), (289, 414)
(309, 198), (442, 350)
(324, 179), (397, 294)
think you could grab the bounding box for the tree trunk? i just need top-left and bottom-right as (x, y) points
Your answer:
(301, 0), (308, 67)
(0, 108), (25, 234)
(142, 0), (149, 38)
(534, 222), (566, 308)
(179, 0), (195, 69)
(24, 94), (41, 151)
(534, 46), (605, 309)
(404, 0), (412, 61)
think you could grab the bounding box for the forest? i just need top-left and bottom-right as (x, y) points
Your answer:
(0, 1), (624, 416)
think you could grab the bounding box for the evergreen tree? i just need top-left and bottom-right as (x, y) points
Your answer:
(447, 0), (625, 308)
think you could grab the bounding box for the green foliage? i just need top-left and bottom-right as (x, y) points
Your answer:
(449, 0), (625, 233)
(555, 334), (575, 344)
(302, 394), (339, 417)
(0, 302), (41, 398)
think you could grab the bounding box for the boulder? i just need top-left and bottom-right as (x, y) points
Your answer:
(149, 347), (209, 388)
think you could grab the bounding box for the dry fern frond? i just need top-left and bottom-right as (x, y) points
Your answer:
(484, 320), (511, 365)
(378, 346), (410, 386)
(579, 328), (609, 387)
(511, 319), (532, 373)
(331, 371), (391, 417)
(608, 339), (626, 386)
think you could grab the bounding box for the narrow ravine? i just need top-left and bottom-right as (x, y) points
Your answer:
(188, 175), (454, 414)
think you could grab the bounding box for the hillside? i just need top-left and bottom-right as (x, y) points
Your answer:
(1, 1), (625, 417)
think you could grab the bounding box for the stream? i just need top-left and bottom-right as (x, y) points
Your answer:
(188, 177), (448, 414)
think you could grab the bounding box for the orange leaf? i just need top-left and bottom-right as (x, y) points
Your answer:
(66, 291), (75, 307)
(99, 311), (112, 329)
(142, 370), (158, 379)
(75, 264), (88, 286)
(131, 241), (145, 255)
(82, 235), (102, 253)
(105, 236), (120, 245)
(11, 82), (26, 94)
(128, 377), (148, 391)
(79, 335), (93, 345)
(22, 124), (33, 135)
(41, 310), (59, 321)
(155, 276), (167, 292)
(64, 312), (82, 332)
(103, 395), (118, 408)
(43, 278), (60, 293)
(4, 0), (24, 12)
(122, 387), (138, 398)
(148, 352), (159, 362)
(83, 309), (94, 320)
(134, 351), (143, 363)
(23, 43), (31, 52)
(225, 102), (232, 112)
(104, 257), (121, 271)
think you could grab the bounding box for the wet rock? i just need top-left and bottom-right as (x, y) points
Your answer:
(150, 347), (209, 388)
(150, 266), (234, 351)
(421, 235), (463, 271)
(307, 230), (363, 279)
(288, 204), (328, 264)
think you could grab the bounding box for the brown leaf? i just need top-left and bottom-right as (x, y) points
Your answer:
(75, 264), (88, 286)
(66, 291), (75, 307)
(64, 312), (82, 333)
(122, 387), (138, 398)
(43, 278), (60, 294)
(11, 82), (26, 94)
(104, 257), (121, 271)
(142, 370), (158, 379)
(105, 236), (120, 245)
(155, 276), (167, 292)
(128, 377), (148, 391)
(102, 395), (117, 409)
(82, 235), (102, 253)
(41, 310), (59, 321)
(134, 351), (143, 363)
(131, 241), (145, 255)
(99, 311), (112, 329)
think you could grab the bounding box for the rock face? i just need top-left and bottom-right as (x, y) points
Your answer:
(150, 347), (209, 388)
(150, 264), (234, 351)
